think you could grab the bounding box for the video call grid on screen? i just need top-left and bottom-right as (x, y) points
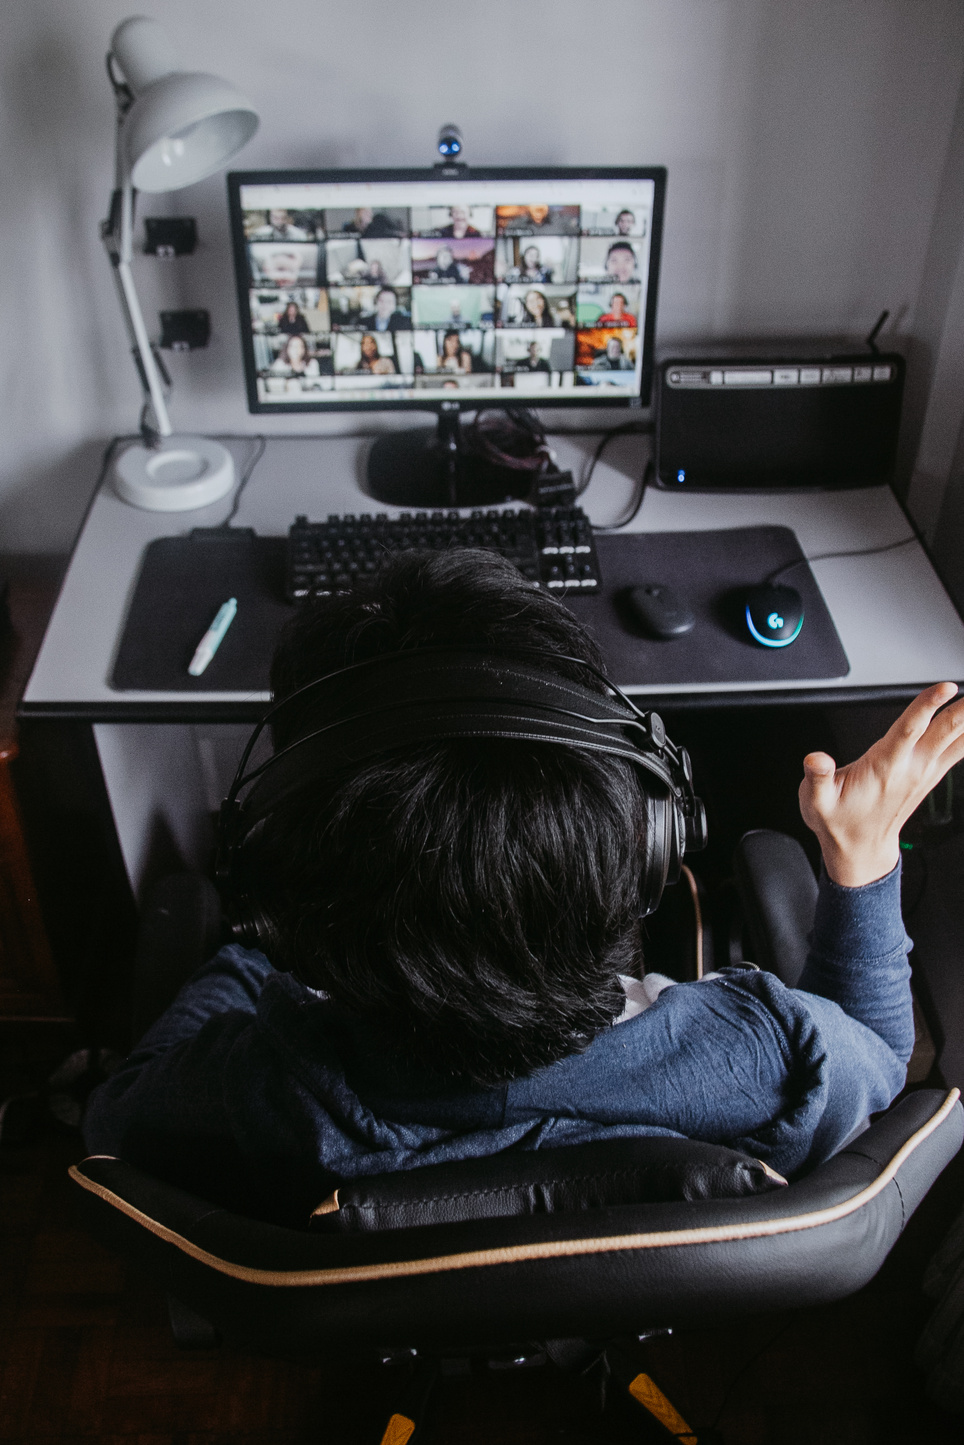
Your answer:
(228, 169), (665, 412)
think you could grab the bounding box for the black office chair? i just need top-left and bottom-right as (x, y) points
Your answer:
(70, 833), (963, 1439)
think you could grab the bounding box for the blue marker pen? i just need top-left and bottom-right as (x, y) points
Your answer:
(188, 598), (237, 677)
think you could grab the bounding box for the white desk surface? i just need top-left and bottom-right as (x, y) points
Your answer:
(21, 432), (964, 711)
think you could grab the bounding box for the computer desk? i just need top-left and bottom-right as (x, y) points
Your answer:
(17, 431), (964, 1059)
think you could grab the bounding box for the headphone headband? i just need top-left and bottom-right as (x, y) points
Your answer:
(237, 651), (683, 826)
(219, 646), (707, 929)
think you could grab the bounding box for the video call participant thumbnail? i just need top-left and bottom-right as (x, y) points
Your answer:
(412, 328), (490, 375)
(410, 205), (494, 239)
(497, 328), (573, 376)
(517, 340), (550, 373)
(596, 292), (637, 327)
(578, 206), (647, 238)
(323, 239), (413, 288)
(574, 282), (641, 327)
(437, 329), (472, 373)
(369, 286), (412, 332)
(496, 204), (580, 235)
(497, 285), (577, 329)
(326, 207), (409, 238)
(247, 208), (317, 241)
(411, 284), (495, 331)
(333, 330), (413, 377)
(358, 332), (396, 373)
(415, 373), (494, 390)
(498, 238), (579, 286)
(576, 237), (642, 284)
(249, 242), (320, 289)
(328, 287), (378, 330)
(575, 327), (637, 371)
(277, 301), (311, 336)
(604, 242), (641, 284)
(269, 333), (321, 378)
(411, 238), (496, 285)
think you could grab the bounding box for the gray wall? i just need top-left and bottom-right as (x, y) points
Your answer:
(2, 0), (964, 553)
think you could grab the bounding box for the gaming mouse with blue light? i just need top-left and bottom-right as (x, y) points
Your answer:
(743, 583), (804, 647)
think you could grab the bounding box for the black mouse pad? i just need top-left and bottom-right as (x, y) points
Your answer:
(111, 530), (295, 692)
(111, 524), (847, 693)
(567, 526), (849, 687)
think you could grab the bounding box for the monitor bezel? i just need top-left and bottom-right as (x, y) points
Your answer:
(227, 166), (667, 416)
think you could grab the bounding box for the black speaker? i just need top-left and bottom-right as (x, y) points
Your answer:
(656, 350), (904, 491)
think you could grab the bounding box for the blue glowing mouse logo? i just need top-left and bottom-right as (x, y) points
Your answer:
(767, 612), (784, 630)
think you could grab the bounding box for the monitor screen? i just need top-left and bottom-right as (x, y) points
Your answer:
(228, 168), (665, 414)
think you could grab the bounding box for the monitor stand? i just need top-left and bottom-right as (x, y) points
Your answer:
(366, 402), (531, 509)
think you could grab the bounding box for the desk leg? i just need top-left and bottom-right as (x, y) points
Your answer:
(13, 719), (138, 1046)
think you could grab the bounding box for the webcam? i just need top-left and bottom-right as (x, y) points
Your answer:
(437, 124), (463, 159)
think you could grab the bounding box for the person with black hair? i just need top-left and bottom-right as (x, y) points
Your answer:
(369, 286), (411, 333)
(505, 243), (553, 284)
(597, 292), (637, 327)
(84, 551), (964, 1223)
(277, 300), (310, 336)
(437, 329), (471, 373)
(520, 289), (550, 326)
(605, 240), (639, 283)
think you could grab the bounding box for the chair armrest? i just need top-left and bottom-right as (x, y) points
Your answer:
(733, 829), (818, 986)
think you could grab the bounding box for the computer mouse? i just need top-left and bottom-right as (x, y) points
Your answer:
(743, 584), (804, 647)
(625, 584), (696, 640)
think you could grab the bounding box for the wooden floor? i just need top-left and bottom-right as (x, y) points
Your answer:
(2, 1025), (964, 1444)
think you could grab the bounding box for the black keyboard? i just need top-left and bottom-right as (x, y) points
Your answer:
(286, 507), (603, 601)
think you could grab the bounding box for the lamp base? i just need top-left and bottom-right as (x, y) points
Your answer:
(114, 436), (235, 511)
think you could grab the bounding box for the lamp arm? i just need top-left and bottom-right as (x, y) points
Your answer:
(101, 169), (172, 439)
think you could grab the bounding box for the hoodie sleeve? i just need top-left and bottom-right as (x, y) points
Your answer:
(797, 862), (914, 1065)
(82, 944), (273, 1162)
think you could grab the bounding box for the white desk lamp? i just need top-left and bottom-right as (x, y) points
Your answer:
(103, 16), (259, 510)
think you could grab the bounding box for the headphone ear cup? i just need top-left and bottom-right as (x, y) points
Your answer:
(216, 805), (279, 954)
(639, 790), (673, 918)
(227, 902), (277, 953)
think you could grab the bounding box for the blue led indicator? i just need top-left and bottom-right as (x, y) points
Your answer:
(677, 469), (685, 484)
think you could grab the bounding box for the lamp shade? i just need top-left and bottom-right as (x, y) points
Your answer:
(123, 73), (259, 191)
(110, 16), (258, 193)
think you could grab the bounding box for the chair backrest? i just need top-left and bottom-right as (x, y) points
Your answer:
(70, 1087), (961, 1356)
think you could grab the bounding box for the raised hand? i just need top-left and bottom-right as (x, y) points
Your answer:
(799, 682), (964, 887)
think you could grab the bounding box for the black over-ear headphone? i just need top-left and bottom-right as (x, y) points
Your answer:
(217, 648), (707, 947)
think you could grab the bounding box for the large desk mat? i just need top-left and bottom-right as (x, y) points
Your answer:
(111, 524), (848, 692)
(569, 525), (849, 685)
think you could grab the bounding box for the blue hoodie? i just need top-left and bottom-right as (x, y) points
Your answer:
(84, 864), (913, 1226)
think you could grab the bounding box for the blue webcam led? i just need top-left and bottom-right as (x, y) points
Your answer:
(437, 125), (463, 159)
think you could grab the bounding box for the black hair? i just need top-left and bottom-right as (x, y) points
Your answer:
(241, 550), (653, 1091)
(606, 240), (636, 258)
(522, 289), (550, 324)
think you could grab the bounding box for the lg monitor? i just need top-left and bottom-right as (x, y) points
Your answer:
(228, 167), (666, 504)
